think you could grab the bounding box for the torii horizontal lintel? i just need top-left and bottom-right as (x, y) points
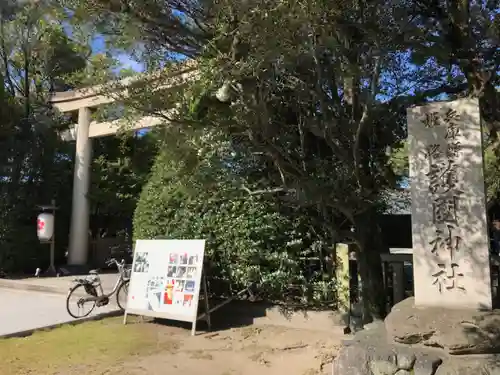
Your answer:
(49, 61), (197, 113)
(60, 115), (168, 141)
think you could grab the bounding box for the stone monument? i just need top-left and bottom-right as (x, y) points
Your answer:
(332, 98), (500, 375)
(408, 97), (492, 309)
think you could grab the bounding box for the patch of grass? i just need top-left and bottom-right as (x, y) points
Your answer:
(0, 316), (176, 375)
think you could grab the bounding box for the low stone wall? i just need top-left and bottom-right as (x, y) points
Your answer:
(332, 297), (500, 375)
(333, 322), (500, 375)
(334, 323), (441, 375)
(210, 300), (346, 333)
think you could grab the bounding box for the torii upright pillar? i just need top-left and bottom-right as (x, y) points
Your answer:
(68, 107), (92, 265)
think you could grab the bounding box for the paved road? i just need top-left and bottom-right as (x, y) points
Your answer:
(0, 288), (118, 337)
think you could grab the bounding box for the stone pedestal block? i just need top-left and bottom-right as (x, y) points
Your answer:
(385, 297), (500, 355)
(332, 299), (500, 375)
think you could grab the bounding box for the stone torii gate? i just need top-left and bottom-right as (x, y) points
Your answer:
(49, 66), (195, 266)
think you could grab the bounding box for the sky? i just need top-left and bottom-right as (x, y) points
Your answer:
(90, 34), (145, 73)
(62, 19), (146, 73)
(88, 34), (147, 135)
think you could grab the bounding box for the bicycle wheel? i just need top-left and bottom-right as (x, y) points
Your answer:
(116, 279), (129, 311)
(66, 284), (97, 319)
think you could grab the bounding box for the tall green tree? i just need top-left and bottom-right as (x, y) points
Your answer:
(0, 0), (160, 272)
(134, 128), (338, 306)
(0, 0), (100, 271)
(89, 132), (158, 237)
(77, 0), (422, 319)
(68, 0), (500, 319)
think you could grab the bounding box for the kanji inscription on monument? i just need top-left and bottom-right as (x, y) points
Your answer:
(408, 98), (492, 309)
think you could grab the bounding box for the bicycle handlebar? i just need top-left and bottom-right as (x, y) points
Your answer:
(105, 258), (116, 266)
(105, 258), (126, 267)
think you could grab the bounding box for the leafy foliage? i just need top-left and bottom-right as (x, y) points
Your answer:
(0, 1), (80, 271)
(480, 146), (500, 202)
(0, 0), (154, 272)
(90, 133), (158, 220)
(134, 132), (338, 306)
(43, 0), (500, 318)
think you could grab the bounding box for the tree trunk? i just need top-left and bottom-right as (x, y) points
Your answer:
(353, 207), (387, 323)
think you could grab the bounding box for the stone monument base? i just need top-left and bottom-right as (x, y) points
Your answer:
(332, 298), (500, 375)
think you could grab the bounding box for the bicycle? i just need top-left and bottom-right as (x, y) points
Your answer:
(66, 258), (131, 319)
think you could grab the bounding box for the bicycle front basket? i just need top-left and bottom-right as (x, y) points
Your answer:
(124, 265), (132, 280)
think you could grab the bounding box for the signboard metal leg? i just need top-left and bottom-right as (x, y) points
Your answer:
(202, 273), (211, 331)
(123, 311), (128, 325)
(192, 271), (210, 336)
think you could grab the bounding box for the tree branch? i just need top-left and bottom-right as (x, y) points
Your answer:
(0, 18), (14, 96)
(241, 185), (295, 195)
(353, 56), (381, 192)
(391, 82), (469, 107)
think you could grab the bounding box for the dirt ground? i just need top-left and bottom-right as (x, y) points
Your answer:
(2, 316), (342, 375)
(110, 323), (341, 375)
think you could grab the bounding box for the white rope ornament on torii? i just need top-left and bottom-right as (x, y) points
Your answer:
(48, 63), (198, 266)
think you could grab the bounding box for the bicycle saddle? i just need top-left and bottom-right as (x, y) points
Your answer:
(89, 269), (99, 275)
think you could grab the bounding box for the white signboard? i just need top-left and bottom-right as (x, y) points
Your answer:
(124, 239), (206, 327)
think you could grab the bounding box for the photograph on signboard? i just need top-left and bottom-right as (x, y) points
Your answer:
(180, 253), (188, 265)
(164, 280), (174, 305)
(145, 276), (164, 310)
(133, 252), (150, 273)
(185, 280), (195, 293)
(175, 279), (185, 292)
(176, 266), (187, 278)
(183, 294), (194, 307)
(167, 265), (177, 277)
(186, 267), (196, 279)
(169, 253), (178, 264)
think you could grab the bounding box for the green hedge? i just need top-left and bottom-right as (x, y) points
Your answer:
(133, 147), (337, 306)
